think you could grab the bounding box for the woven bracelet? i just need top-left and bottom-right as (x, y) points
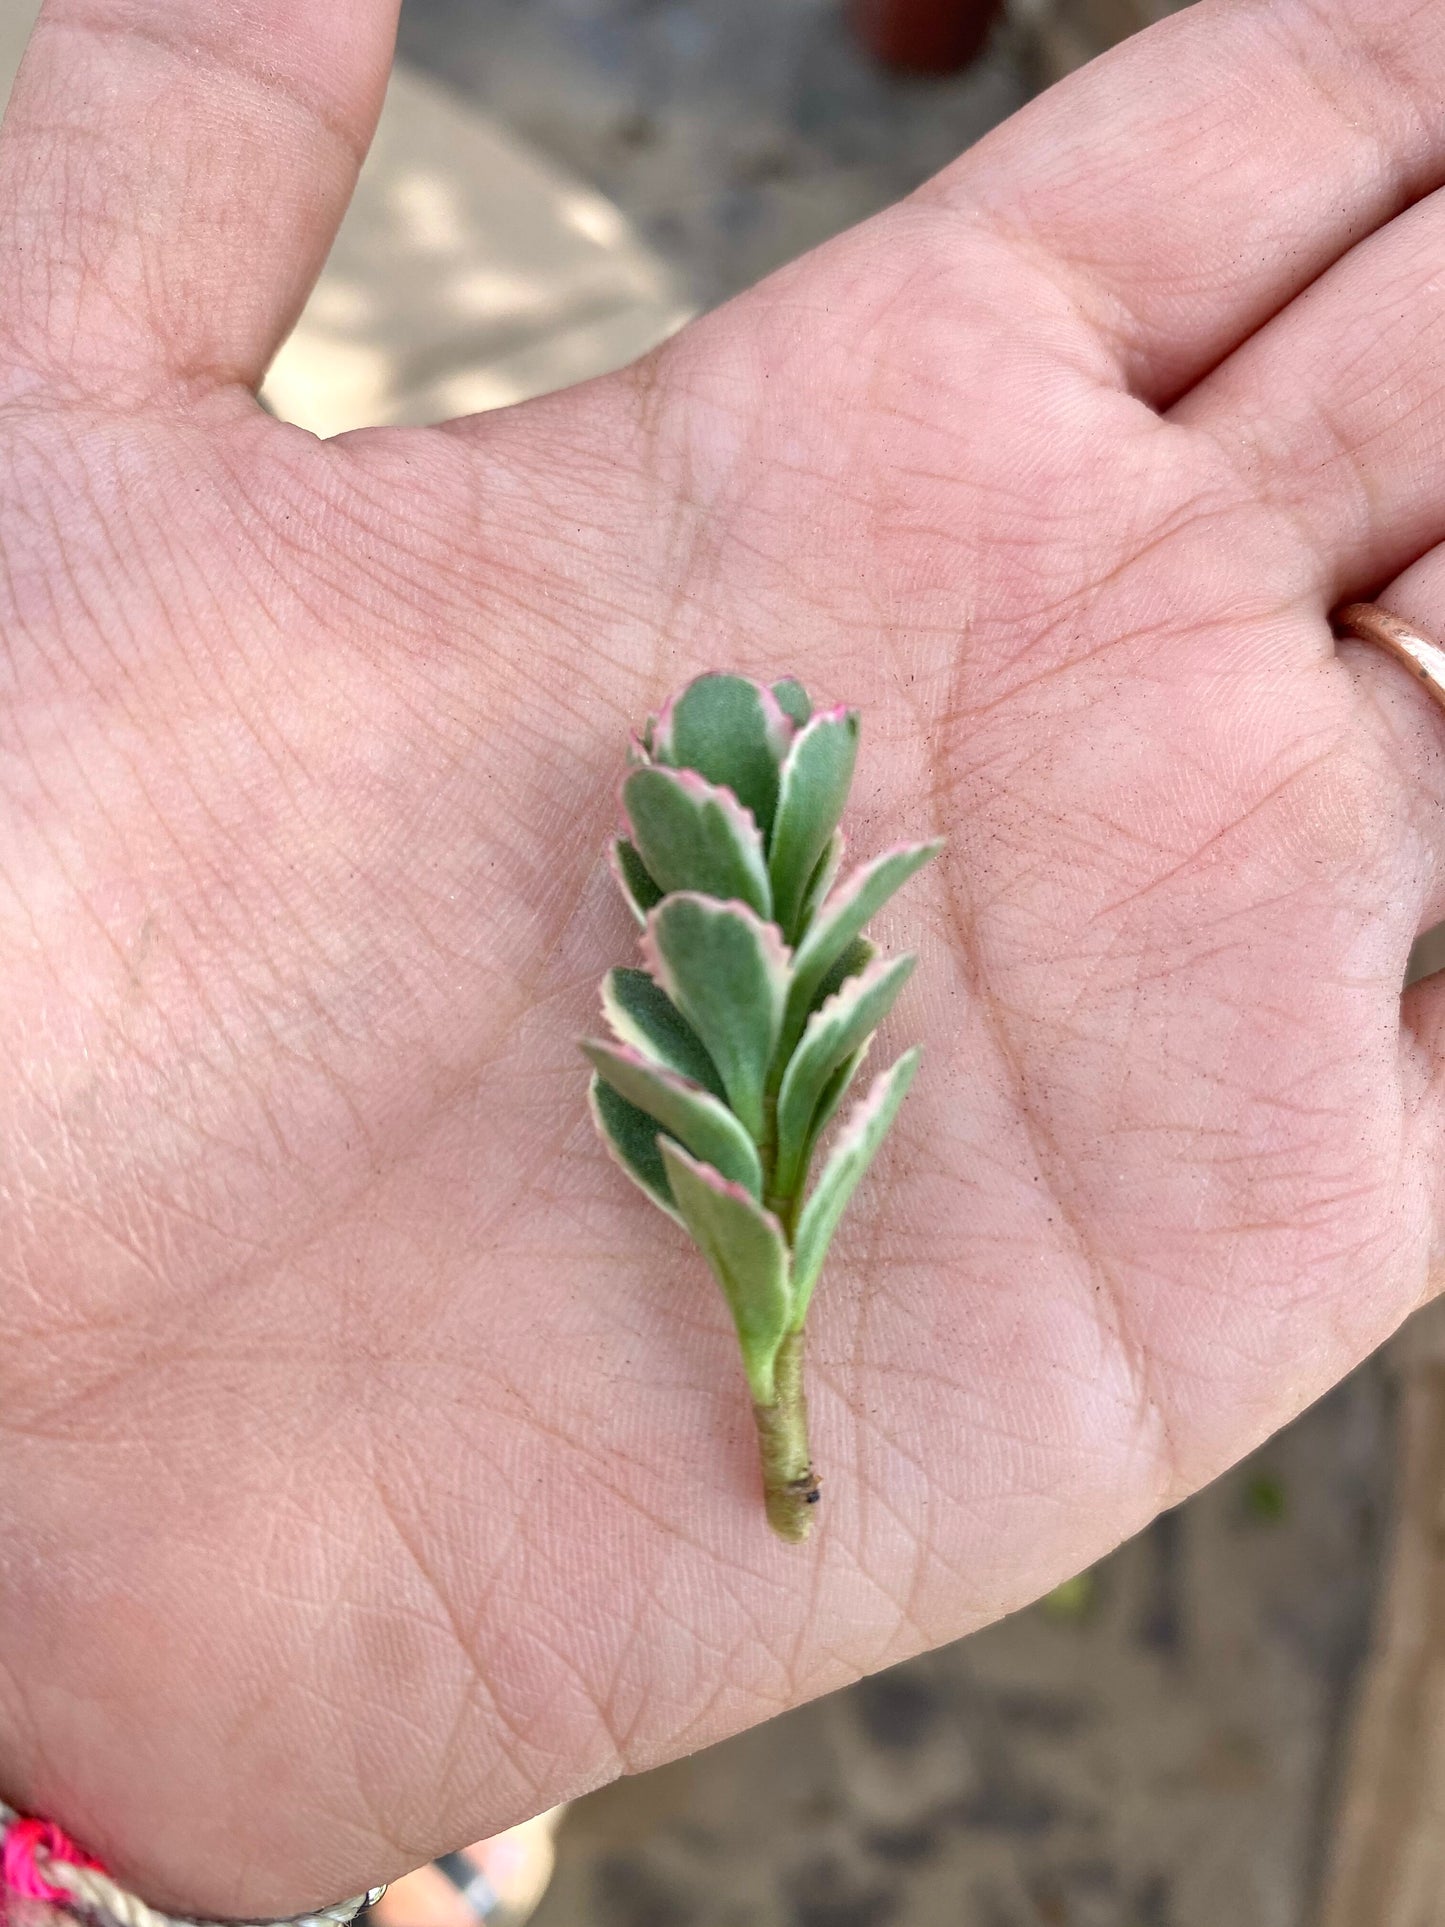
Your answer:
(0, 1802), (385, 1927)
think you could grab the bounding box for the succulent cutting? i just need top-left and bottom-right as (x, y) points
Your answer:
(582, 673), (939, 1543)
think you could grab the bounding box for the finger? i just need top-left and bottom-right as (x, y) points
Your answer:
(1336, 639), (1445, 942)
(1328, 558), (1445, 936)
(0, 0), (399, 402)
(914, 0), (1445, 406)
(1172, 176), (1445, 606)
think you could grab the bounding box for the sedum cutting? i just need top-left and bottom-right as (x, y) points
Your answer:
(583, 673), (938, 1542)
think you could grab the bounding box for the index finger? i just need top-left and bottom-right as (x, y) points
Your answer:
(918, 0), (1445, 406)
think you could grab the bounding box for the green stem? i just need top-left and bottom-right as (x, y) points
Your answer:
(752, 1329), (818, 1543)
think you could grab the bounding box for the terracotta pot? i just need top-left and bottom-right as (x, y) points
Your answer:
(852, 0), (1006, 73)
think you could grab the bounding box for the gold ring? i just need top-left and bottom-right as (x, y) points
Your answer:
(1336, 602), (1445, 716)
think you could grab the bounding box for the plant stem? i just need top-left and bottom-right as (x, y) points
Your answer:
(753, 1329), (819, 1543)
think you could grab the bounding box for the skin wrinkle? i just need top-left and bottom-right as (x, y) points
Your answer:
(211, 452), (450, 641)
(961, 0), (1439, 404)
(4, 766), (153, 1012)
(913, 198), (1145, 393)
(927, 734), (1176, 1499)
(7, 10), (374, 387)
(18, 562), (604, 1341)
(945, 601), (1248, 738)
(833, 1102), (942, 1652)
(647, 375), (792, 653)
(1182, 283), (1445, 609)
(1195, 351), (1425, 591)
(1343, 668), (1445, 874)
(1275, 0), (1435, 215)
(366, 1481), (524, 1771)
(928, 743), (1179, 1510)
(596, 1577), (759, 1761)
(1089, 742), (1347, 922)
(0, 113), (367, 406)
(18, 1035), (388, 1391)
(0, 455), (124, 698)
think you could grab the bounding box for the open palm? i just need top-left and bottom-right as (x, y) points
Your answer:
(5, 0), (1445, 1913)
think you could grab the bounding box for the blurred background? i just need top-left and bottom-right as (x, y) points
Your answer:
(3, 1), (1438, 1922)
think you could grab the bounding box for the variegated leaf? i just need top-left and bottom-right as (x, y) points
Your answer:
(768, 708), (859, 941)
(771, 677), (813, 729)
(602, 967), (724, 1097)
(660, 1139), (792, 1403)
(814, 934), (875, 1008)
(644, 893), (789, 1142)
(791, 1049), (921, 1317)
(782, 841), (941, 1055)
(773, 954), (916, 1197)
(803, 1040), (871, 1171)
(798, 828), (845, 933)
(589, 1076), (680, 1222)
(623, 765), (772, 918)
(610, 836), (663, 924)
(582, 1039), (764, 1198)
(652, 673), (794, 837)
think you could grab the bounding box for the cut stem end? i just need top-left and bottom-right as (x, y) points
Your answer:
(753, 1329), (818, 1543)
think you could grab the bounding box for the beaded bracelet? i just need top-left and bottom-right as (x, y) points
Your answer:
(0, 1803), (385, 1927)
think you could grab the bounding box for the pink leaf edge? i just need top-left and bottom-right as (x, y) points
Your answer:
(828, 1051), (921, 1163)
(584, 1036), (711, 1099)
(640, 892), (793, 992)
(619, 763), (767, 852)
(663, 1138), (788, 1231)
(796, 703), (853, 732)
(652, 673), (797, 768)
(812, 838), (944, 929)
(801, 951), (911, 1037)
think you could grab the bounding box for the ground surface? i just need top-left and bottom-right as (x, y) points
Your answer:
(388, 4), (1393, 1923)
(395, 0), (1031, 311)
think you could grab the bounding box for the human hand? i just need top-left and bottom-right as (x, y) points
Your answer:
(4, 0), (1445, 1912)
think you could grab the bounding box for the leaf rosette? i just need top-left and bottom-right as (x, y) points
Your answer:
(583, 672), (938, 1541)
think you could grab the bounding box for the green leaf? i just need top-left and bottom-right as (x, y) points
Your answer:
(799, 829), (845, 933)
(768, 709), (860, 941)
(659, 1139), (792, 1403)
(803, 1041), (870, 1169)
(644, 893), (789, 1141)
(773, 954), (917, 1198)
(610, 837), (663, 924)
(589, 1075), (680, 1223)
(652, 674), (794, 837)
(791, 1049), (921, 1319)
(582, 1039), (764, 1198)
(771, 678), (813, 729)
(602, 968), (724, 1098)
(783, 841), (941, 1056)
(814, 934), (875, 1008)
(623, 765), (772, 918)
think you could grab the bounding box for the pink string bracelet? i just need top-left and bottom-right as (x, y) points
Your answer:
(0, 1803), (385, 1927)
(3, 1813), (104, 1905)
